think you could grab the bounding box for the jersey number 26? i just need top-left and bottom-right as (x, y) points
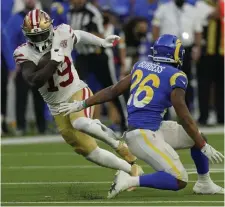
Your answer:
(128, 69), (160, 108)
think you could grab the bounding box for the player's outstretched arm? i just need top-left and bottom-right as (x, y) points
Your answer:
(171, 88), (224, 163)
(74, 30), (120, 48)
(86, 74), (131, 107)
(59, 75), (131, 115)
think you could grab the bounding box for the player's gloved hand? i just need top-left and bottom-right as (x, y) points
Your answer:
(58, 100), (86, 116)
(201, 143), (224, 164)
(101, 35), (120, 48)
(51, 48), (64, 63)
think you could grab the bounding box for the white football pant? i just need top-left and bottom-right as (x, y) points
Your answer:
(124, 121), (195, 182)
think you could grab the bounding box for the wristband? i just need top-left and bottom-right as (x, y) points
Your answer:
(82, 100), (88, 108)
(199, 141), (206, 149)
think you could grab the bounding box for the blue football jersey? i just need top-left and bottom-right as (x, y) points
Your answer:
(127, 59), (188, 131)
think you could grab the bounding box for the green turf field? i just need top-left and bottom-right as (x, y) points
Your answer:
(1, 134), (224, 206)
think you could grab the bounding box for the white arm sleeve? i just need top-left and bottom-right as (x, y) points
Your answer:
(74, 30), (104, 47)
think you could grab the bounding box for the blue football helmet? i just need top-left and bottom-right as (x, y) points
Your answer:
(151, 34), (185, 66)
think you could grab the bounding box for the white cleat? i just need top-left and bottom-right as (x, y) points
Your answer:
(193, 181), (224, 194)
(107, 170), (131, 199)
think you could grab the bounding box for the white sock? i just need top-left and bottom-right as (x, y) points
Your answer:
(86, 147), (131, 173)
(128, 176), (140, 187)
(72, 117), (120, 149)
(197, 172), (211, 182)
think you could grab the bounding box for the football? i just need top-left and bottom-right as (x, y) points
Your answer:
(36, 51), (51, 70)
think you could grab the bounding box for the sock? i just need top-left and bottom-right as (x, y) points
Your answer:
(72, 117), (120, 149)
(197, 172), (211, 182)
(139, 171), (179, 191)
(191, 146), (209, 177)
(86, 147), (131, 173)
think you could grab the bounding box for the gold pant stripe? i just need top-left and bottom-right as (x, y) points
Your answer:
(140, 129), (181, 180)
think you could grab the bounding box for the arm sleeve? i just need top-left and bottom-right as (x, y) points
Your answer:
(170, 72), (188, 91)
(73, 30), (104, 47)
(1, 29), (15, 70)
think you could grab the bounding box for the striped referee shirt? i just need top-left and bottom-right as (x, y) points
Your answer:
(68, 2), (104, 55)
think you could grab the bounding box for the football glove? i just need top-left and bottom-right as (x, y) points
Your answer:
(102, 35), (120, 48)
(59, 100), (86, 116)
(201, 143), (224, 164)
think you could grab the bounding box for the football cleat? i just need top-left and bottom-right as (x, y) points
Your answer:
(193, 181), (224, 194)
(127, 164), (144, 191)
(107, 170), (131, 199)
(116, 142), (137, 164)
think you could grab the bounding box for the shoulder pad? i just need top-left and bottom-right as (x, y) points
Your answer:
(13, 43), (29, 64)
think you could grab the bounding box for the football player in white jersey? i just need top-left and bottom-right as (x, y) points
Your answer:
(14, 9), (143, 179)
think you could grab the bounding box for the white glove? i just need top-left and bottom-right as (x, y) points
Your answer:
(59, 100), (86, 116)
(101, 35), (120, 48)
(201, 143), (224, 164)
(51, 48), (64, 63)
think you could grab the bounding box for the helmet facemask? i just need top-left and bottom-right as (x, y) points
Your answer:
(22, 9), (54, 53)
(23, 26), (53, 53)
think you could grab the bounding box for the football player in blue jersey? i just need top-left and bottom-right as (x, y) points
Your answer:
(58, 34), (224, 197)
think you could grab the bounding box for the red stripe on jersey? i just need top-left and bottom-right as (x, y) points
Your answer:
(14, 54), (24, 58)
(69, 26), (72, 33)
(16, 58), (27, 63)
(83, 88), (88, 118)
(87, 88), (91, 117)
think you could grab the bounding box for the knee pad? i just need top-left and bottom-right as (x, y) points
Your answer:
(72, 117), (102, 133)
(72, 117), (93, 131)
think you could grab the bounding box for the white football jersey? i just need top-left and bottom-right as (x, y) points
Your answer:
(14, 24), (87, 115)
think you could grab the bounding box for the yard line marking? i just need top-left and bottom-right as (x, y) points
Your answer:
(2, 165), (224, 171)
(1, 201), (224, 204)
(1, 180), (224, 185)
(1, 127), (224, 146)
(2, 152), (76, 156)
(3, 151), (225, 156)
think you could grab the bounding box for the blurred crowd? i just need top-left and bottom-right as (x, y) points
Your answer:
(1, 0), (224, 136)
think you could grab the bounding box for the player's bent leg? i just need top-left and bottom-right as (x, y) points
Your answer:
(72, 117), (137, 164)
(68, 88), (137, 164)
(54, 111), (133, 174)
(107, 128), (188, 199)
(160, 121), (224, 194)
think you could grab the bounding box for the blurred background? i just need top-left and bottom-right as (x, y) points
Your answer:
(1, 0), (224, 137)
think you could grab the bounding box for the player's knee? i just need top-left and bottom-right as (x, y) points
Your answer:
(72, 117), (92, 131)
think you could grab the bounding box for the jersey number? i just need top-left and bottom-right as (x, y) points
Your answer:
(47, 56), (74, 92)
(127, 69), (160, 108)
